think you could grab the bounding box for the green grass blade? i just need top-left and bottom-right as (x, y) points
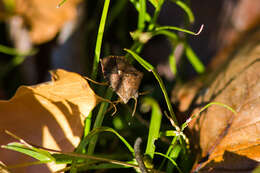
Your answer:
(2, 142), (54, 162)
(181, 102), (237, 131)
(87, 88), (113, 155)
(124, 49), (180, 130)
(148, 0), (165, 30)
(153, 70), (179, 129)
(124, 48), (154, 71)
(185, 44), (205, 74)
(108, 0), (128, 26)
(155, 24), (203, 36)
(73, 1), (111, 172)
(169, 52), (177, 75)
(138, 0), (146, 31)
(72, 126), (133, 173)
(162, 130), (179, 137)
(83, 113), (92, 138)
(172, 0), (194, 23)
(166, 145), (182, 172)
(87, 163), (131, 169)
(62, 152), (139, 169)
(0, 44), (36, 56)
(149, 0), (158, 8)
(129, 0), (151, 22)
(142, 97), (162, 159)
(152, 30), (178, 41)
(154, 152), (183, 173)
(78, 127), (134, 156)
(158, 135), (178, 169)
(91, 0), (111, 79)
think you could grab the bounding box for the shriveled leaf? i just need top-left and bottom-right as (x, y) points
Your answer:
(190, 30), (260, 172)
(0, 69), (99, 172)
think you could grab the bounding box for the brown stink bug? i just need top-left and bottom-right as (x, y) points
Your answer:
(101, 56), (143, 115)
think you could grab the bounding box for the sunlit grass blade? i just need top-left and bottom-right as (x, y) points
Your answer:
(81, 1), (111, 170)
(162, 130), (179, 137)
(2, 130), (55, 162)
(2, 142), (54, 162)
(181, 102), (237, 131)
(155, 24), (204, 36)
(124, 49), (180, 130)
(185, 44), (205, 74)
(91, 0), (111, 79)
(142, 97), (162, 159)
(154, 152), (183, 173)
(172, 0), (194, 23)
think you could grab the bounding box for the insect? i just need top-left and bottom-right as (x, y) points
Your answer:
(101, 56), (143, 115)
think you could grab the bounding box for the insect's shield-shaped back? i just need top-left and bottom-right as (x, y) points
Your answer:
(101, 56), (143, 104)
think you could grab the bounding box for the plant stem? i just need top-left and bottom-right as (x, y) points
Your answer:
(91, 0), (111, 79)
(138, 0), (146, 31)
(87, 88), (113, 155)
(152, 71), (180, 130)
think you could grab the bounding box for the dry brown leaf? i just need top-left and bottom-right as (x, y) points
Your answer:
(0, 69), (99, 173)
(17, 0), (82, 44)
(3, 0), (82, 44)
(189, 30), (260, 172)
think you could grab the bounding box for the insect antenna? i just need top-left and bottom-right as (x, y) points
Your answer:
(84, 76), (108, 86)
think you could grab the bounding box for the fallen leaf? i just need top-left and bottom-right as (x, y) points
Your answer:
(0, 0), (82, 44)
(0, 69), (99, 173)
(189, 29), (260, 172)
